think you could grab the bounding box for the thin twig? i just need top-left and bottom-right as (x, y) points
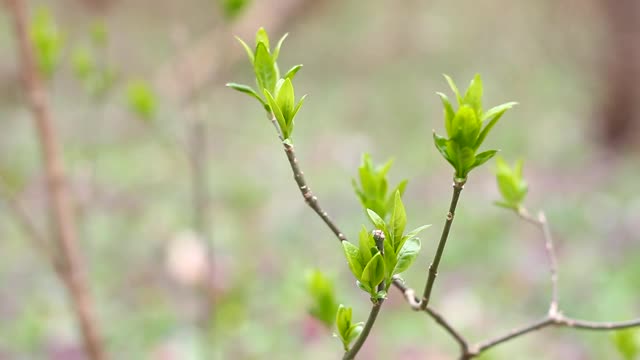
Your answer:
(0, 183), (63, 275)
(518, 208), (559, 314)
(420, 178), (465, 309)
(468, 316), (555, 357)
(342, 300), (384, 360)
(392, 278), (470, 354)
(282, 141), (347, 242)
(8, 1), (106, 359)
(554, 314), (640, 330)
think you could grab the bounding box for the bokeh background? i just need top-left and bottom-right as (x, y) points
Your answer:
(1, 0), (640, 359)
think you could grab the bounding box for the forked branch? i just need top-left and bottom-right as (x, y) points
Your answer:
(393, 207), (640, 359)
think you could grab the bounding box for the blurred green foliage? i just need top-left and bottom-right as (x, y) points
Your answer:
(306, 269), (339, 327)
(29, 6), (63, 78)
(125, 80), (157, 121)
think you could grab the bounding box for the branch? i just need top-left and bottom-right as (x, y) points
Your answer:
(467, 316), (555, 357)
(518, 208), (559, 314)
(282, 141), (347, 242)
(420, 178), (465, 309)
(342, 300), (384, 360)
(7, 1), (106, 359)
(392, 278), (470, 355)
(0, 182), (63, 275)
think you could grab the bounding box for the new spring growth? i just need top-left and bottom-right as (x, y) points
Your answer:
(343, 192), (430, 299)
(227, 28), (305, 140)
(352, 153), (408, 220)
(494, 156), (528, 210)
(335, 305), (364, 352)
(433, 74), (517, 180)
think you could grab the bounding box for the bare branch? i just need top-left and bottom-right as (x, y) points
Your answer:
(282, 141), (347, 242)
(555, 314), (640, 330)
(7, 1), (106, 358)
(342, 301), (384, 360)
(468, 316), (555, 357)
(420, 178), (465, 309)
(518, 208), (559, 314)
(0, 183), (63, 275)
(392, 278), (470, 354)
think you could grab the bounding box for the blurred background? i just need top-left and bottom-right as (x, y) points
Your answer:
(1, 0), (639, 359)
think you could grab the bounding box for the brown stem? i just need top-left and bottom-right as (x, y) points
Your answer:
(0, 182), (63, 276)
(420, 178), (465, 309)
(282, 141), (347, 242)
(555, 314), (640, 330)
(7, 1), (106, 359)
(468, 316), (555, 357)
(392, 278), (470, 354)
(342, 300), (384, 360)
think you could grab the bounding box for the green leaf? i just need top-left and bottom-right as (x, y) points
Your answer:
(402, 224), (431, 242)
(448, 142), (475, 179)
(358, 226), (374, 265)
(443, 74), (462, 105)
(255, 27), (270, 49)
(482, 102), (517, 122)
(235, 36), (254, 63)
(276, 78), (295, 126)
(388, 191), (406, 245)
(474, 102), (514, 150)
(345, 323), (364, 344)
(393, 237), (421, 275)
(433, 132), (455, 167)
(470, 150), (498, 170)
(451, 105), (479, 145)
(463, 73), (483, 115)
(385, 179), (408, 216)
(437, 92), (455, 137)
(382, 236), (397, 281)
(612, 329), (639, 360)
(356, 281), (372, 293)
(264, 89), (287, 138)
(366, 209), (386, 230)
(284, 64), (303, 80)
(336, 305), (354, 350)
(273, 32), (288, 61)
(291, 94), (307, 128)
(397, 224), (430, 253)
(361, 253), (385, 293)
(342, 241), (364, 280)
(226, 83), (266, 105)
(254, 42), (277, 93)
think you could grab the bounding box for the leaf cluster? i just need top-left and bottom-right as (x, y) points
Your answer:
(335, 305), (363, 352)
(342, 192), (430, 299)
(227, 28), (304, 140)
(433, 74), (517, 180)
(494, 156), (528, 210)
(352, 153), (408, 219)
